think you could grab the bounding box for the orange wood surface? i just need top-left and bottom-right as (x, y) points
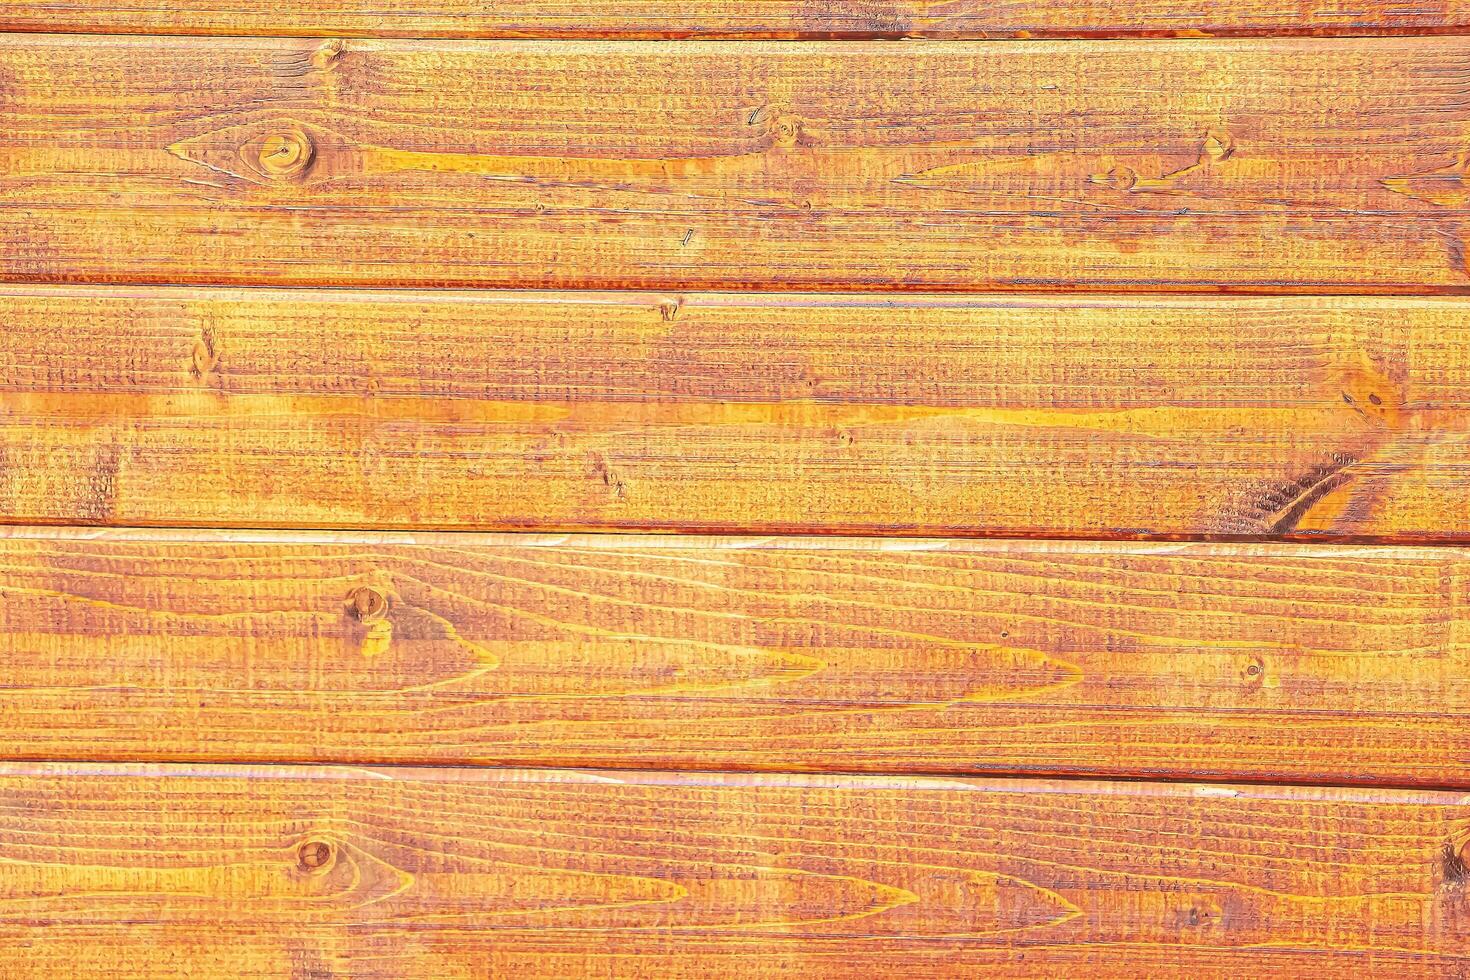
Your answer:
(2, 287), (1466, 538)
(2, 36), (1470, 292)
(1, 9), (1465, 974)
(4, 0), (1469, 38)
(0, 764), (1465, 977)
(2, 528), (1468, 786)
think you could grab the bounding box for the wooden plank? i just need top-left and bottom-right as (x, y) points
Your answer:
(2, 36), (1469, 292)
(0, 763), (1465, 976)
(3, 0), (1469, 39)
(3, 527), (1470, 786)
(3, 286), (1469, 538)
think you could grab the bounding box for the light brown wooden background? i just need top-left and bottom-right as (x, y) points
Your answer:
(0, 4), (1466, 976)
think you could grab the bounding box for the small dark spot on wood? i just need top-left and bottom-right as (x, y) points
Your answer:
(1441, 838), (1468, 889)
(346, 586), (387, 622)
(1368, 393), (1382, 406)
(587, 453), (628, 500)
(1242, 654), (1267, 684)
(297, 839), (333, 872)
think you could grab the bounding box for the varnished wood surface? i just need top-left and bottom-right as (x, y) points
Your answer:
(3, 527), (1469, 786)
(4, 36), (1470, 292)
(0, 763), (1464, 977)
(3, 287), (1467, 538)
(5, 0), (1470, 38)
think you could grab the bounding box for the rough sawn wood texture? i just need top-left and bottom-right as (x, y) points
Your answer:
(4, 37), (1470, 292)
(2, 287), (1467, 538)
(4, 0), (1470, 37)
(0, 7), (1465, 977)
(1, 529), (1469, 786)
(0, 764), (1464, 977)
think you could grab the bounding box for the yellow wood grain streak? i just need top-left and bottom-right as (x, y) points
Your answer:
(1, 287), (1467, 537)
(0, 527), (1467, 784)
(1, 0), (1468, 38)
(0, 763), (1463, 977)
(2, 36), (1470, 291)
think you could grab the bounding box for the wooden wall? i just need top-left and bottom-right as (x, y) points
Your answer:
(0, 5), (1466, 976)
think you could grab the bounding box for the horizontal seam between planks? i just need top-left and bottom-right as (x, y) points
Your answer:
(9, 523), (1470, 558)
(11, 522), (1470, 557)
(0, 757), (1465, 799)
(3, 276), (1470, 299)
(5, 517), (1470, 548)
(3, 27), (1470, 42)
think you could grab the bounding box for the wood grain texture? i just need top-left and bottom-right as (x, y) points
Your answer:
(4, 35), (1470, 292)
(3, 287), (1468, 538)
(3, 527), (1470, 786)
(0, 764), (1465, 977)
(4, 0), (1470, 38)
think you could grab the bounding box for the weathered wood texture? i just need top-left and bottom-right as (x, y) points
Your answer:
(3, 36), (1470, 292)
(4, 528), (1469, 786)
(4, 0), (1469, 38)
(0, 764), (1464, 977)
(3, 287), (1467, 538)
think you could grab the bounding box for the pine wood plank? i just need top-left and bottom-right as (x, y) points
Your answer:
(3, 287), (1468, 537)
(0, 763), (1464, 977)
(3, 527), (1469, 785)
(2, 36), (1470, 292)
(3, 0), (1468, 38)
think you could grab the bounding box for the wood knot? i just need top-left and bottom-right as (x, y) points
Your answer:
(1333, 351), (1401, 429)
(773, 115), (801, 147)
(1203, 128), (1235, 163)
(190, 327), (219, 379)
(311, 39), (346, 72)
(1090, 166), (1138, 192)
(1242, 654), (1280, 689)
(255, 129), (316, 180)
(747, 105), (800, 146)
(296, 839), (334, 872)
(347, 586), (387, 621)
